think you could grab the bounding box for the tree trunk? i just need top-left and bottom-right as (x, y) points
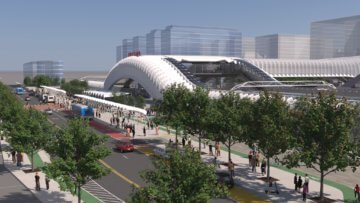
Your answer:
(228, 145), (231, 163)
(77, 185), (81, 203)
(267, 157), (270, 182)
(175, 128), (178, 149)
(320, 170), (324, 200)
(198, 136), (201, 152)
(31, 151), (34, 171)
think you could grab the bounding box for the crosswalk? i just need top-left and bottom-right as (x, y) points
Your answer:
(82, 179), (125, 203)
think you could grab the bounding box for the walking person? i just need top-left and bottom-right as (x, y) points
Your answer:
(110, 117), (113, 126)
(16, 152), (22, 167)
(11, 150), (16, 163)
(251, 156), (256, 173)
(215, 142), (220, 157)
(302, 183), (308, 201)
(355, 184), (360, 199)
(45, 176), (50, 190)
(297, 176), (303, 192)
(143, 126), (146, 136)
(261, 159), (266, 176)
(209, 144), (213, 156)
(213, 156), (219, 168)
(182, 137), (186, 147)
(35, 172), (40, 191)
(228, 159), (235, 179)
(294, 173), (298, 191)
(116, 117), (120, 128)
(132, 127), (136, 138)
(304, 174), (309, 189)
(248, 151), (253, 167)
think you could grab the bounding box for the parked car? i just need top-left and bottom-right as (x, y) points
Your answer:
(44, 108), (53, 115)
(25, 96), (31, 101)
(115, 140), (134, 153)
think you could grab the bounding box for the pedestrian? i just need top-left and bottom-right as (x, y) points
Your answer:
(132, 128), (136, 138)
(116, 117), (120, 128)
(11, 150), (16, 163)
(143, 126), (146, 136)
(209, 144), (213, 156)
(261, 159), (266, 176)
(35, 172), (40, 191)
(110, 117), (113, 126)
(355, 184), (360, 199)
(156, 125), (159, 135)
(228, 159), (235, 179)
(182, 137), (186, 147)
(188, 138), (192, 147)
(150, 122), (154, 130)
(45, 176), (50, 190)
(251, 156), (256, 173)
(16, 152), (22, 167)
(297, 176), (303, 192)
(215, 142), (220, 157)
(304, 174), (309, 187)
(256, 152), (260, 167)
(213, 156), (219, 168)
(248, 150), (253, 167)
(302, 183), (308, 201)
(294, 173), (298, 191)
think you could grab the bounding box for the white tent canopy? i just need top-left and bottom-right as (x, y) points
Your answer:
(41, 85), (67, 95)
(74, 94), (147, 115)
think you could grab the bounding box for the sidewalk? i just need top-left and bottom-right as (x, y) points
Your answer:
(0, 140), (81, 203)
(95, 110), (345, 203)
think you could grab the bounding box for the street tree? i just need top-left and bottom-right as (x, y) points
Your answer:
(282, 92), (360, 200)
(43, 118), (110, 203)
(61, 79), (88, 96)
(9, 109), (52, 170)
(182, 86), (212, 151)
(247, 92), (292, 182)
(128, 148), (228, 202)
(154, 84), (191, 145)
(210, 92), (252, 162)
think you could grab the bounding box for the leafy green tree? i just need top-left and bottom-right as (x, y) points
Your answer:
(61, 79), (88, 96)
(283, 92), (360, 200)
(129, 148), (228, 202)
(32, 75), (52, 87)
(182, 86), (212, 151)
(8, 109), (52, 170)
(43, 118), (110, 203)
(23, 76), (33, 86)
(247, 92), (292, 182)
(154, 84), (191, 145)
(210, 92), (252, 162)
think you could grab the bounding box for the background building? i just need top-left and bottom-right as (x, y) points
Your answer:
(116, 45), (122, 62)
(146, 29), (162, 55)
(161, 25), (242, 56)
(255, 34), (310, 59)
(241, 37), (255, 58)
(23, 60), (64, 79)
(311, 15), (360, 59)
(122, 39), (133, 59)
(132, 36), (147, 55)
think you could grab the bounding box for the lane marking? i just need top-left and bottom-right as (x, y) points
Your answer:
(122, 155), (129, 159)
(99, 160), (140, 189)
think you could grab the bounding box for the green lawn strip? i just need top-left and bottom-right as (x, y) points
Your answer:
(219, 146), (355, 202)
(31, 152), (103, 203)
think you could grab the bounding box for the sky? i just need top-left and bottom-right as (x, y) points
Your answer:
(0, 0), (359, 72)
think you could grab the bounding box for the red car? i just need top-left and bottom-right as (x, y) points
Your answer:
(115, 140), (134, 152)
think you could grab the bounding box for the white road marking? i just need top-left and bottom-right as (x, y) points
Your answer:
(122, 155), (129, 159)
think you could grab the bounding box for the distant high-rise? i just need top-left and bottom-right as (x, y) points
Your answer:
(241, 37), (255, 58)
(132, 36), (147, 55)
(146, 29), (162, 55)
(116, 45), (122, 62)
(311, 15), (360, 59)
(161, 25), (242, 57)
(122, 39), (133, 59)
(23, 60), (64, 79)
(255, 34), (309, 59)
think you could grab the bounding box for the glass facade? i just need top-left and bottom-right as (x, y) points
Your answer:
(241, 37), (255, 58)
(116, 45), (122, 62)
(146, 29), (162, 55)
(161, 25), (242, 57)
(23, 61), (64, 79)
(310, 15), (360, 59)
(256, 34), (309, 59)
(122, 39), (133, 58)
(132, 36), (147, 55)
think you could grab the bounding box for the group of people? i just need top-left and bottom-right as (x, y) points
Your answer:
(294, 173), (310, 201)
(208, 142), (221, 157)
(10, 150), (23, 167)
(248, 150), (267, 176)
(35, 172), (50, 191)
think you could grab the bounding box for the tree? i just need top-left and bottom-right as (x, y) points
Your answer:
(154, 84), (191, 146)
(32, 75), (52, 87)
(247, 92), (292, 183)
(61, 79), (88, 96)
(210, 92), (252, 162)
(23, 76), (32, 86)
(8, 109), (52, 170)
(43, 118), (110, 203)
(283, 92), (360, 200)
(128, 148), (228, 202)
(182, 86), (212, 151)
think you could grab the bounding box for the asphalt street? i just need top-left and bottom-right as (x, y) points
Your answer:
(14, 89), (234, 202)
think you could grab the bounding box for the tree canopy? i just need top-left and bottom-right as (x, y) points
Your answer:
(24, 75), (61, 87)
(129, 148), (228, 202)
(60, 79), (88, 96)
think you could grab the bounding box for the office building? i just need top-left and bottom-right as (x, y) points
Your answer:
(146, 29), (162, 55)
(132, 36), (147, 55)
(23, 60), (64, 79)
(241, 37), (255, 58)
(311, 15), (360, 59)
(116, 45), (122, 62)
(161, 25), (242, 56)
(122, 39), (133, 59)
(255, 34), (310, 59)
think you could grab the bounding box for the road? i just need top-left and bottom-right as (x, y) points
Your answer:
(15, 90), (233, 202)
